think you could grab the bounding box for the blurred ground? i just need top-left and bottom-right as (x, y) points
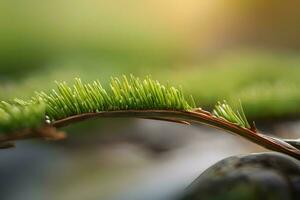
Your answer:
(1, 1), (300, 199)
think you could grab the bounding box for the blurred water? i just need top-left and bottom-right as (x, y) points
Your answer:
(0, 119), (265, 200)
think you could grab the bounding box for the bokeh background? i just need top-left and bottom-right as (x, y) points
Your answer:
(1, 1), (300, 199)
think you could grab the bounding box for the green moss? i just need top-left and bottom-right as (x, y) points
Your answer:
(0, 100), (45, 134)
(35, 75), (194, 121)
(0, 75), (251, 134)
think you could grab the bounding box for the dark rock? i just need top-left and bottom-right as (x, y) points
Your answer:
(180, 152), (300, 200)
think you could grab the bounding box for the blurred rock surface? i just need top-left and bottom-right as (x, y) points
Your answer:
(180, 152), (300, 200)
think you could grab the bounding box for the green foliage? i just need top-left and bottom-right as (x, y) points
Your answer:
(0, 75), (252, 134)
(35, 75), (194, 121)
(0, 100), (45, 134)
(213, 100), (251, 129)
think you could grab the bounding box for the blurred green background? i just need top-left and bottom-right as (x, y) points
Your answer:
(1, 0), (300, 119)
(1, 1), (300, 200)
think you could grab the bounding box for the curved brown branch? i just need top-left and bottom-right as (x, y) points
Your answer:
(0, 109), (300, 159)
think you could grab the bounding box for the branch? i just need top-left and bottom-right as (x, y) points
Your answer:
(0, 125), (65, 144)
(1, 109), (300, 159)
